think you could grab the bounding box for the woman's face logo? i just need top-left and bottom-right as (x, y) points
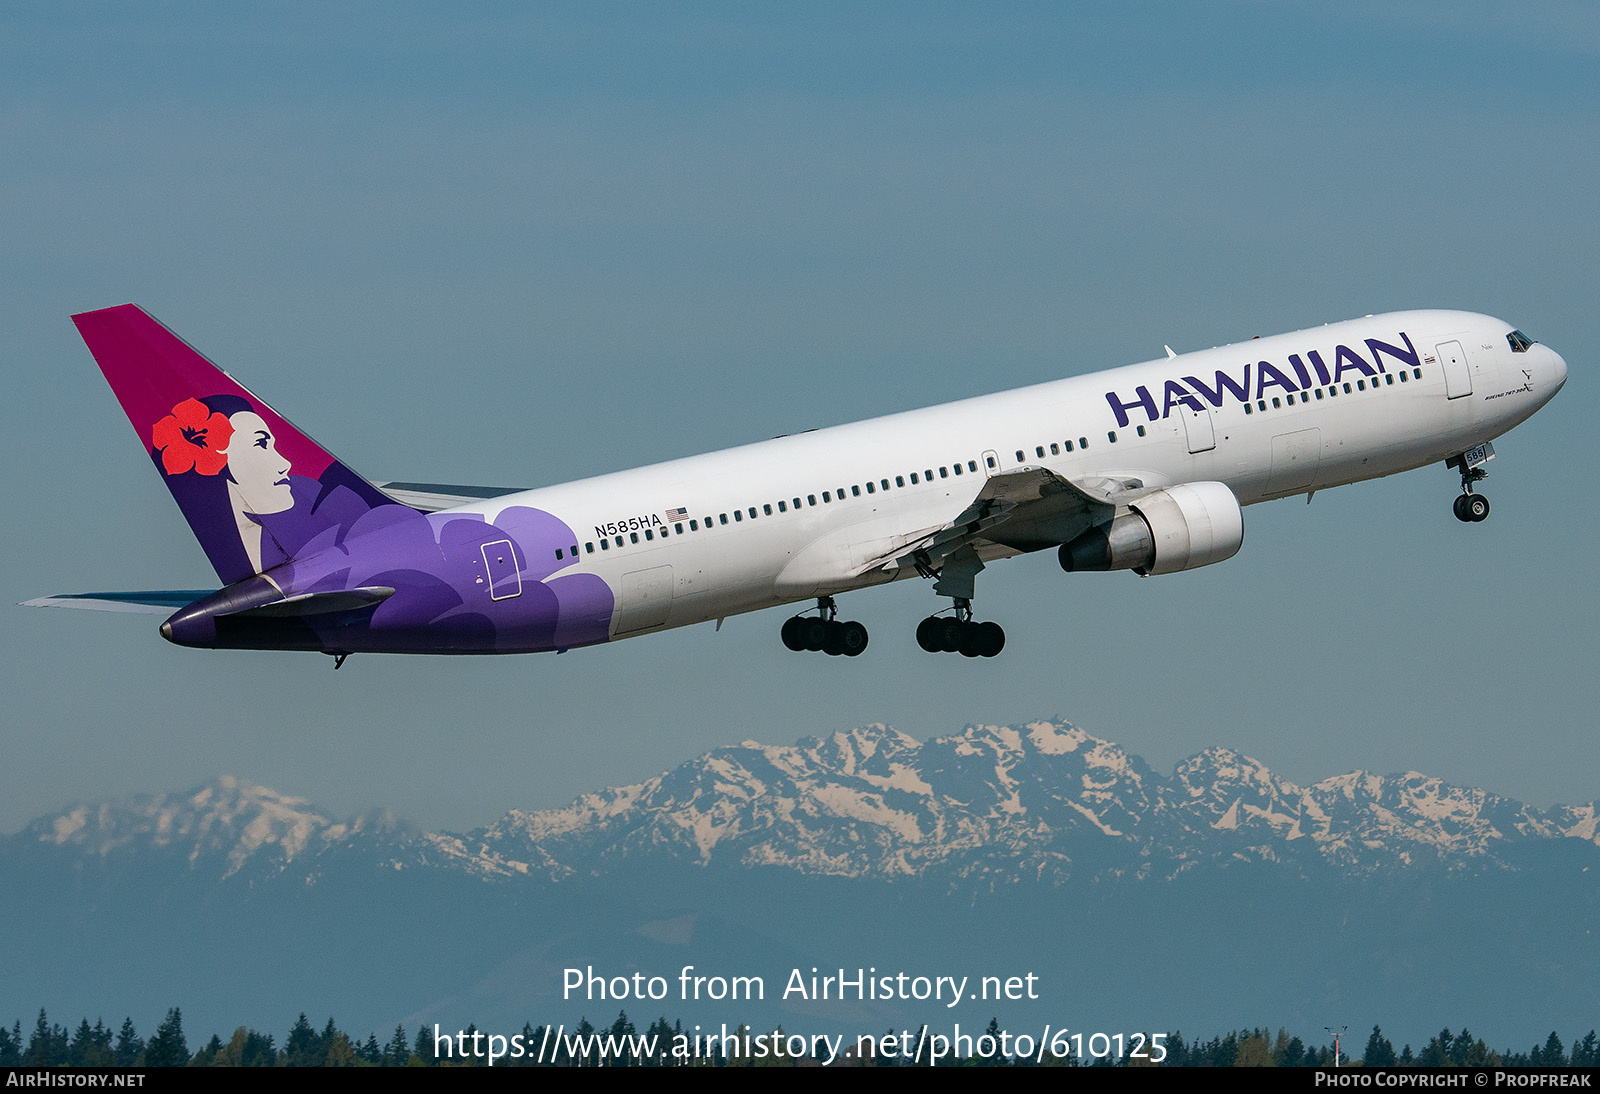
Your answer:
(223, 411), (293, 516)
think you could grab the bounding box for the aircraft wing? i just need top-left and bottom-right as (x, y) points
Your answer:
(374, 481), (528, 513)
(854, 467), (1144, 577)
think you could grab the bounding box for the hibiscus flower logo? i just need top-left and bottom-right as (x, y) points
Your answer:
(152, 397), (235, 476)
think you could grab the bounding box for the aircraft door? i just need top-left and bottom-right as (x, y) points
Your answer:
(1437, 341), (1473, 399)
(1268, 429), (1321, 495)
(1181, 405), (1216, 453)
(614, 565), (674, 634)
(480, 539), (522, 600)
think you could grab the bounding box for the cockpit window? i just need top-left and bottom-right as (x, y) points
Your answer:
(1507, 329), (1536, 353)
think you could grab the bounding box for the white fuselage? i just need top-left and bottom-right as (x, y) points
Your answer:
(448, 310), (1567, 640)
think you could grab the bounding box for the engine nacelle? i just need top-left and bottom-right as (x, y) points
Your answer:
(1058, 481), (1244, 576)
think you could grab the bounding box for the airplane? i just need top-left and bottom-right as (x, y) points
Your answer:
(26, 305), (1566, 664)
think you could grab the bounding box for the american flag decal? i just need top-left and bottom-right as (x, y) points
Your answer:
(666, 507), (688, 521)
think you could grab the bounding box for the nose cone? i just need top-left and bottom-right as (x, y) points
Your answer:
(1548, 346), (1568, 393)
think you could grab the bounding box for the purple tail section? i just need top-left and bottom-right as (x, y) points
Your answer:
(72, 305), (407, 585)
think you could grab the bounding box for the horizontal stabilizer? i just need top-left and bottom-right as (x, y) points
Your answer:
(222, 586), (396, 618)
(373, 482), (527, 513)
(22, 591), (215, 614)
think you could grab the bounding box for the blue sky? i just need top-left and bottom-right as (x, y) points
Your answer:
(5, 2), (1598, 835)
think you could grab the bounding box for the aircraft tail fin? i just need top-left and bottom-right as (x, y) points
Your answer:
(72, 304), (406, 586)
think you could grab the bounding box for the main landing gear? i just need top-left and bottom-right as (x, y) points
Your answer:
(915, 598), (1005, 658)
(781, 597), (869, 657)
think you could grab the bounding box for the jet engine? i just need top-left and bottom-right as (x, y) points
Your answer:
(1058, 481), (1243, 576)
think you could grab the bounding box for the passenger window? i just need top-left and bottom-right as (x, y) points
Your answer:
(953, 464), (962, 475)
(1357, 380), (1365, 391)
(866, 482), (875, 494)
(924, 469), (933, 479)
(734, 511), (742, 522)
(793, 497), (801, 508)
(586, 542), (595, 554)
(689, 520), (698, 531)
(968, 460), (978, 472)
(1079, 437), (1088, 449)
(1244, 403), (1253, 415)
(909, 473), (919, 484)
(1343, 383), (1352, 393)
(1064, 440), (1074, 451)
(1398, 371), (1407, 383)
(939, 467), (948, 478)
(881, 479), (890, 490)
(895, 475), (905, 487)
(615, 536), (623, 547)
(600, 539), (609, 551)
(1385, 374), (1394, 385)
(630, 532), (638, 543)
(1314, 389), (1323, 400)
(777, 501), (786, 512)
(1413, 367), (1422, 379)
(852, 485), (861, 496)
(749, 507), (757, 518)
(675, 523), (684, 533)
(1108, 431), (1117, 443)
(763, 504), (772, 516)
(1014, 450), (1024, 463)
(822, 491), (831, 502)
(720, 514), (728, 525)
(1135, 425), (1146, 437)
(555, 549), (563, 560)
(808, 495), (816, 506)
(644, 529), (653, 541)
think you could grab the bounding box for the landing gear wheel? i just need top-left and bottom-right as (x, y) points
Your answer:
(1452, 495), (1470, 522)
(916, 616), (943, 653)
(976, 621), (1005, 658)
(958, 622), (985, 658)
(1465, 494), (1489, 522)
(937, 618), (965, 653)
(822, 621), (846, 656)
(801, 618), (829, 652)
(781, 616), (806, 651)
(838, 620), (869, 656)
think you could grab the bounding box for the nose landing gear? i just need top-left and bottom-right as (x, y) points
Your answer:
(1447, 443), (1495, 523)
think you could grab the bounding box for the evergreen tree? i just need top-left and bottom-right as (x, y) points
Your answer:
(190, 1034), (223, 1067)
(977, 1017), (1007, 1065)
(1538, 1031), (1566, 1067)
(25, 1010), (69, 1067)
(0, 1021), (21, 1067)
(1363, 1025), (1397, 1067)
(385, 1025), (410, 1067)
(359, 1033), (381, 1065)
(114, 1017), (143, 1066)
(608, 1011), (637, 1067)
(1418, 1029), (1452, 1067)
(413, 1024), (434, 1066)
(285, 1013), (320, 1067)
(143, 1008), (189, 1067)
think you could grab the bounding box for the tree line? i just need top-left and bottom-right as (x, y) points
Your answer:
(1, 1009), (1595, 1067)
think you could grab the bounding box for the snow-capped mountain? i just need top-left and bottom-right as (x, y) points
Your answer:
(5, 719), (1596, 1046)
(15, 721), (1596, 886)
(419, 720), (1600, 884)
